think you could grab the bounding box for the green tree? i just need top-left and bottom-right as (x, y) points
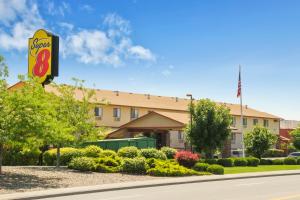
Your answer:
(244, 126), (277, 158)
(186, 99), (232, 158)
(290, 128), (300, 150)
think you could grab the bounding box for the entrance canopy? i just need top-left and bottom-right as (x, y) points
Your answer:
(107, 111), (187, 138)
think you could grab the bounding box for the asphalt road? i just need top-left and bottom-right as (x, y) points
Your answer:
(42, 175), (300, 200)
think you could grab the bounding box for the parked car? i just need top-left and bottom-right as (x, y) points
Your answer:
(288, 152), (300, 157)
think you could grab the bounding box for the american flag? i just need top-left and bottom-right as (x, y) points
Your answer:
(237, 66), (241, 98)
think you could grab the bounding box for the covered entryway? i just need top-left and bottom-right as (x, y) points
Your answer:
(107, 111), (186, 148)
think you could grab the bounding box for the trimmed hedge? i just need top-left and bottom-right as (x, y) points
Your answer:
(246, 157), (260, 167)
(204, 159), (218, 165)
(161, 147), (177, 159)
(272, 159), (284, 165)
(117, 146), (140, 158)
(68, 157), (96, 171)
(283, 157), (297, 165)
(234, 158), (248, 166)
(140, 148), (167, 160)
(260, 159), (273, 165)
(121, 157), (148, 174)
(193, 163), (209, 172)
(99, 150), (118, 158)
(207, 164), (224, 175)
(43, 148), (83, 166)
(94, 157), (121, 173)
(297, 157), (300, 165)
(3, 147), (40, 166)
(217, 158), (234, 167)
(262, 149), (285, 158)
(83, 145), (103, 157)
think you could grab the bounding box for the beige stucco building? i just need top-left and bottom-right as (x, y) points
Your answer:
(10, 82), (281, 153)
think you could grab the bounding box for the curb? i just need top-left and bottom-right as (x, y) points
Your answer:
(2, 170), (300, 200)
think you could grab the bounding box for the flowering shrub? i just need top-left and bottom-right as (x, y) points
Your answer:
(175, 151), (199, 168)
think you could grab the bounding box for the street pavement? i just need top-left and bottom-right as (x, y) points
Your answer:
(41, 174), (300, 200)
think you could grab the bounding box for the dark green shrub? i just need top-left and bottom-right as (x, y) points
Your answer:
(246, 157), (260, 167)
(234, 158), (248, 166)
(3, 147), (40, 166)
(262, 149), (285, 157)
(117, 146), (140, 158)
(272, 159), (284, 165)
(284, 157), (297, 165)
(207, 164), (224, 175)
(260, 159), (273, 165)
(204, 159), (218, 165)
(83, 145), (103, 157)
(140, 148), (167, 160)
(297, 157), (300, 165)
(161, 147), (177, 159)
(43, 148), (83, 166)
(146, 158), (157, 168)
(121, 158), (148, 174)
(99, 150), (118, 158)
(68, 157), (96, 171)
(94, 157), (121, 173)
(193, 163), (209, 172)
(217, 158), (234, 167)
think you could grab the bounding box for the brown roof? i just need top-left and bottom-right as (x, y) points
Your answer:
(9, 82), (280, 119)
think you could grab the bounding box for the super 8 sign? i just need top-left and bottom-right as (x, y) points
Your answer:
(28, 29), (59, 85)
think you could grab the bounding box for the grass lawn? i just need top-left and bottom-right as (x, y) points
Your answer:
(224, 165), (300, 174)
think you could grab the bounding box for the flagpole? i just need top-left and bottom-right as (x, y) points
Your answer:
(239, 65), (245, 158)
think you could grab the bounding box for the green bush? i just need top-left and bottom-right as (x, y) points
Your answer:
(262, 149), (285, 158)
(117, 146), (140, 158)
(121, 157), (148, 174)
(3, 147), (41, 166)
(147, 160), (208, 177)
(246, 157), (260, 167)
(43, 148), (83, 166)
(68, 157), (96, 171)
(234, 158), (248, 166)
(193, 163), (209, 172)
(99, 150), (118, 158)
(217, 158), (234, 167)
(207, 164), (224, 175)
(297, 157), (300, 165)
(204, 159), (218, 165)
(161, 147), (177, 159)
(272, 159), (284, 165)
(83, 145), (103, 157)
(140, 148), (167, 160)
(284, 157), (297, 165)
(260, 159), (273, 165)
(94, 157), (121, 173)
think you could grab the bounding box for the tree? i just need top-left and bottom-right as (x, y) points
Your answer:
(290, 128), (300, 150)
(244, 126), (277, 158)
(186, 99), (232, 158)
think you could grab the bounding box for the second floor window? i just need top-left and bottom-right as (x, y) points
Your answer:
(113, 108), (121, 119)
(253, 119), (258, 126)
(94, 107), (102, 117)
(243, 118), (247, 128)
(264, 119), (269, 127)
(231, 117), (236, 127)
(130, 108), (139, 119)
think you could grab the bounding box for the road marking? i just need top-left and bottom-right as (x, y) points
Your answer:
(236, 182), (265, 187)
(271, 194), (300, 200)
(100, 194), (143, 200)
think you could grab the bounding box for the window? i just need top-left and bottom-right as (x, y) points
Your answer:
(264, 119), (269, 127)
(113, 108), (121, 120)
(178, 131), (184, 140)
(243, 118), (247, 128)
(253, 119), (258, 126)
(130, 108), (139, 119)
(231, 133), (236, 144)
(94, 107), (103, 117)
(231, 117), (236, 127)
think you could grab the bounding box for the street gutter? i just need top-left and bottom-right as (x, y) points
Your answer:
(1, 170), (300, 200)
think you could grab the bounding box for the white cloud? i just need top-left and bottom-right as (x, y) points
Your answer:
(129, 46), (156, 61)
(47, 0), (70, 17)
(0, 1), (44, 50)
(162, 69), (171, 77)
(58, 22), (74, 31)
(80, 4), (94, 13)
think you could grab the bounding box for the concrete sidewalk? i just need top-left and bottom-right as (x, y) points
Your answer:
(1, 170), (300, 200)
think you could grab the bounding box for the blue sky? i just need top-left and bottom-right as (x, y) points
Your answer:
(0, 0), (300, 120)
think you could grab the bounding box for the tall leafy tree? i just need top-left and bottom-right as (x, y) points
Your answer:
(186, 99), (232, 158)
(290, 128), (300, 150)
(244, 126), (277, 158)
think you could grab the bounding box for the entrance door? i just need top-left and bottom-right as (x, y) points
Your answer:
(156, 132), (167, 149)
